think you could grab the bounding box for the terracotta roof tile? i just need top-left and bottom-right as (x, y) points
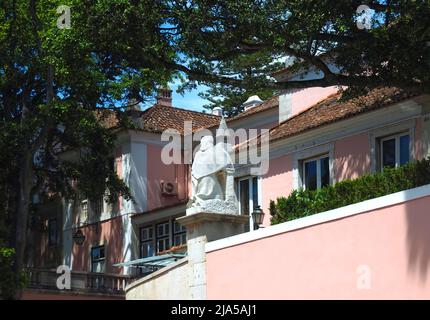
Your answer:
(136, 104), (220, 133)
(97, 105), (220, 134)
(269, 87), (420, 142)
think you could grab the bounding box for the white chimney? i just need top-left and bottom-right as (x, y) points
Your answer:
(212, 107), (223, 116)
(279, 92), (292, 123)
(243, 95), (263, 111)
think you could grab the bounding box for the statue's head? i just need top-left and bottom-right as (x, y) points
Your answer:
(200, 135), (214, 151)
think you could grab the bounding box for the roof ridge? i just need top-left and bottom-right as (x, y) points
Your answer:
(150, 103), (221, 118)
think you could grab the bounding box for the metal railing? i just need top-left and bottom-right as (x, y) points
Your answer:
(25, 268), (132, 295)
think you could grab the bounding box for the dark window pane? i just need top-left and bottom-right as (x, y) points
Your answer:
(141, 227), (153, 241)
(239, 180), (249, 215)
(174, 220), (186, 234)
(382, 138), (396, 168)
(156, 222), (169, 237)
(48, 218), (57, 246)
(400, 135), (410, 165)
(174, 234), (186, 246)
(91, 246), (106, 273)
(304, 160), (317, 191)
(157, 238), (169, 253)
(158, 239), (164, 252)
(141, 242), (154, 258)
(320, 157), (330, 188)
(252, 177), (259, 209)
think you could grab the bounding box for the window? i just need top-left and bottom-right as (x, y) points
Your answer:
(156, 222), (170, 254)
(91, 197), (103, 216)
(91, 245), (106, 273)
(173, 221), (186, 247)
(380, 133), (410, 169)
(139, 218), (187, 258)
(48, 218), (57, 246)
(80, 200), (88, 223)
(239, 179), (249, 215)
(140, 226), (154, 258)
(302, 155), (330, 191)
(237, 176), (260, 230)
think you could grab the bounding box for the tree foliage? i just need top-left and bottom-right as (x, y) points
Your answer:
(0, 0), (174, 296)
(0, 0), (429, 297)
(169, 1), (430, 114)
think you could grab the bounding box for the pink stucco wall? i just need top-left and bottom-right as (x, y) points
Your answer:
(291, 86), (340, 116)
(207, 194), (430, 299)
(334, 133), (371, 182)
(72, 216), (124, 274)
(261, 132), (371, 226)
(146, 143), (189, 211)
(261, 155), (293, 226)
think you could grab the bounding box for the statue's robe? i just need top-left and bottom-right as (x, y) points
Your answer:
(191, 142), (232, 206)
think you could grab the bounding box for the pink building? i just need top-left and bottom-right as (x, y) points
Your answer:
(50, 84), (344, 278)
(27, 68), (430, 298)
(124, 85), (430, 300)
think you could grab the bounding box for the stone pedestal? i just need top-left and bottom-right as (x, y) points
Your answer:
(177, 212), (248, 299)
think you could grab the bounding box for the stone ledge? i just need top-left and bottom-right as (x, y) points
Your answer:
(177, 212), (249, 227)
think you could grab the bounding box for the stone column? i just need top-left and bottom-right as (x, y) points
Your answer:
(225, 167), (237, 203)
(177, 212), (248, 299)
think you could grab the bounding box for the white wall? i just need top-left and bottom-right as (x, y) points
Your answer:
(126, 258), (189, 300)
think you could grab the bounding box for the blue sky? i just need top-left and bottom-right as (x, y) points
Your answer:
(138, 82), (211, 113)
(170, 83), (210, 113)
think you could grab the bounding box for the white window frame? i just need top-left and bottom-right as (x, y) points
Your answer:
(91, 245), (106, 273)
(302, 154), (330, 190)
(140, 226), (154, 258)
(369, 119), (415, 173)
(80, 200), (88, 224)
(293, 143), (334, 190)
(173, 220), (186, 247)
(237, 176), (262, 231)
(155, 221), (171, 254)
(380, 133), (410, 170)
(139, 217), (187, 258)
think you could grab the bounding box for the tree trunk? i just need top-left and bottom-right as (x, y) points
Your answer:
(13, 150), (33, 299)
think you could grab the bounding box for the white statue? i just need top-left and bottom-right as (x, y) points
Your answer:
(187, 118), (238, 215)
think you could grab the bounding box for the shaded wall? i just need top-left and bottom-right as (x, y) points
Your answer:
(147, 143), (189, 211)
(72, 216), (124, 274)
(261, 154), (293, 225)
(334, 133), (371, 182)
